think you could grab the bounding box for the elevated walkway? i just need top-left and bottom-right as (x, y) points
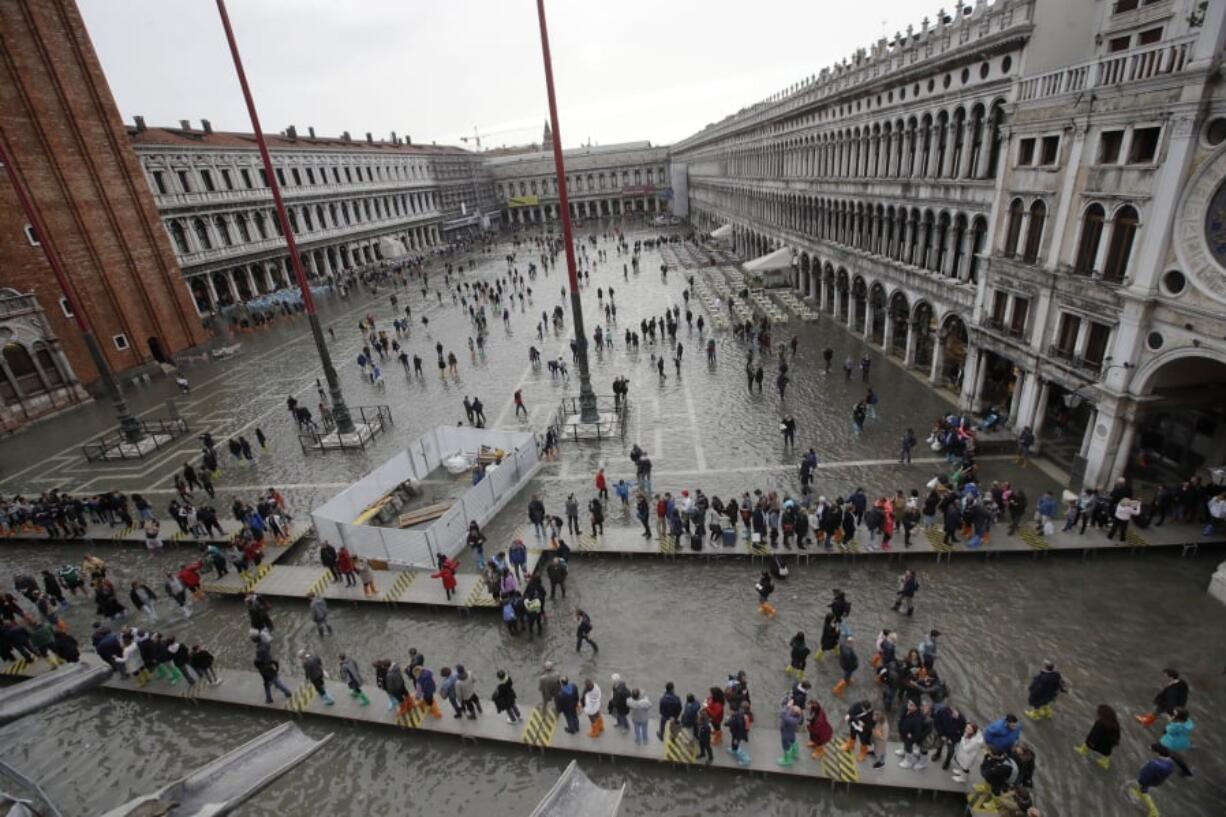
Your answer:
(525, 518), (1220, 563)
(0, 518), (307, 550)
(1, 656), (989, 814)
(0, 661), (110, 726)
(528, 761), (624, 817)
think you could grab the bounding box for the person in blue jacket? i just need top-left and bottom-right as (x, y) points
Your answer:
(656, 681), (682, 741)
(1159, 708), (1194, 777)
(1132, 743), (1175, 817)
(983, 713), (1022, 752)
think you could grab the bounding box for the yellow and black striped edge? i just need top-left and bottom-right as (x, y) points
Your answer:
(749, 538), (770, 556)
(822, 745), (859, 782)
(465, 580), (499, 608)
(285, 681), (317, 712)
(659, 534), (676, 555)
(168, 530), (187, 543)
(111, 526), (136, 541)
(924, 528), (955, 553)
(838, 538), (860, 554)
(241, 563), (273, 592)
(306, 569), (332, 598)
(663, 725), (698, 763)
(183, 678), (208, 700)
(576, 533), (598, 552)
(1017, 528), (1050, 551)
(135, 667), (153, 688)
(0, 658), (33, 676)
(521, 706), (557, 747)
(382, 570), (418, 602)
(395, 702), (425, 729)
(1125, 528), (1149, 547)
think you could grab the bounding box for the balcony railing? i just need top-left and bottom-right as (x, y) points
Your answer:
(1017, 34), (1196, 102)
(0, 292), (39, 319)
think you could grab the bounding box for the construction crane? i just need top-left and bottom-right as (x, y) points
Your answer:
(459, 124), (542, 150)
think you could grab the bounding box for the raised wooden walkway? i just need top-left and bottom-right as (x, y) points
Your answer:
(0, 518), (308, 550)
(525, 518), (1221, 564)
(0, 655), (990, 813)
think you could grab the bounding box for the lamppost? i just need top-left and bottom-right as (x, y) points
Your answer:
(534, 0), (599, 423)
(215, 0), (354, 435)
(0, 137), (144, 443)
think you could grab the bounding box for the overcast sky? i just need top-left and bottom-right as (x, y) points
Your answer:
(80, 0), (927, 150)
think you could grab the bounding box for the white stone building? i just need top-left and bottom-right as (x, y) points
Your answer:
(486, 129), (672, 225)
(671, 0), (1226, 489)
(128, 120), (455, 314)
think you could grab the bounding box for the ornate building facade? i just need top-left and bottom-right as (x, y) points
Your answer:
(672, 0), (1226, 488)
(127, 123), (459, 314)
(486, 139), (672, 225)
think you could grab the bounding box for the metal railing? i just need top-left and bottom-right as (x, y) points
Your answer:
(81, 418), (190, 462)
(297, 404), (392, 453)
(549, 395), (627, 443)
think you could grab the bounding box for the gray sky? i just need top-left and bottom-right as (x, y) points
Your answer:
(81, 0), (925, 150)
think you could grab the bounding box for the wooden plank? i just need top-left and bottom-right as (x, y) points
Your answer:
(397, 502), (452, 528)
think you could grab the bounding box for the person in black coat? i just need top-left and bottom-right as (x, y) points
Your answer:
(1075, 704), (1121, 768)
(930, 702), (967, 768)
(1135, 668), (1189, 725)
(1025, 660), (1067, 719)
(319, 542), (339, 581)
(51, 630), (79, 663)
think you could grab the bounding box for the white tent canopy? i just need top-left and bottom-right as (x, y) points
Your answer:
(710, 224), (733, 239)
(378, 236), (408, 260)
(743, 246), (792, 272)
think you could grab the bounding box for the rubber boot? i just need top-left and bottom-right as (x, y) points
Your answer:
(356, 690), (370, 706)
(857, 744), (870, 762)
(811, 745), (826, 759)
(430, 700), (443, 719)
(1073, 743), (1089, 756)
(595, 714), (604, 736)
(712, 729), (722, 746)
(1138, 791), (1159, 817)
(1095, 755), (1110, 770)
(321, 691), (335, 706)
(814, 649), (825, 662)
(832, 679), (848, 697)
(1040, 705), (1054, 719)
(588, 719), (599, 738)
(1134, 712), (1157, 726)
(168, 665), (183, 686)
(1024, 708), (1042, 720)
(349, 688), (361, 698)
(155, 664), (170, 681)
(777, 742), (797, 766)
(735, 746), (751, 766)
(839, 737), (856, 753)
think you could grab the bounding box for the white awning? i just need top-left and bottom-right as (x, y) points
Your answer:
(378, 236), (408, 259)
(743, 246), (792, 272)
(710, 224), (733, 239)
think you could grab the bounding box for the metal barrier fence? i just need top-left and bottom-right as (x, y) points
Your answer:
(81, 418), (190, 462)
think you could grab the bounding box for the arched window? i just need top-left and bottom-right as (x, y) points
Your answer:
(32, 343), (63, 387)
(1103, 206), (1139, 282)
(2, 343), (43, 397)
(169, 220), (190, 254)
(1002, 198), (1024, 258)
(1073, 204), (1105, 275)
(1022, 200), (1046, 263)
(192, 218), (212, 250)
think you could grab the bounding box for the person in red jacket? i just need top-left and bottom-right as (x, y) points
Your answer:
(807, 699), (835, 757)
(594, 468), (608, 502)
(177, 561), (203, 600)
(431, 555), (459, 601)
(705, 687), (726, 746)
(337, 545), (356, 588)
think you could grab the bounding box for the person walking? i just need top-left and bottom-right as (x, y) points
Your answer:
(513, 389), (528, 419)
(695, 709), (714, 764)
(320, 541), (340, 582)
(493, 670), (522, 724)
(537, 661), (561, 710)
(430, 555), (458, 601)
(1131, 744), (1175, 817)
(756, 570), (776, 617)
(1016, 426), (1035, 467)
(1074, 704), (1121, 770)
(455, 665), (481, 719)
(565, 494), (580, 536)
(595, 468), (608, 502)
(575, 608), (599, 653)
(891, 569), (919, 616)
(787, 631), (811, 681)
(833, 636), (858, 697)
(356, 557), (377, 596)
(339, 653), (370, 705)
(781, 415), (796, 448)
(299, 650), (335, 705)
(899, 428), (917, 464)
(1159, 708), (1195, 777)
(254, 648), (293, 705)
(307, 592), (333, 637)
(806, 700), (834, 759)
(1135, 668), (1189, 726)
(1024, 659), (1067, 719)
(528, 495), (547, 539)
(588, 496), (604, 537)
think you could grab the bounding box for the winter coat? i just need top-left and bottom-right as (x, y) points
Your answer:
(456, 672), (478, 702)
(1160, 719), (1194, 752)
(1084, 720), (1120, 756)
(337, 549), (354, 574)
(384, 664), (407, 697)
(340, 656), (363, 687)
(952, 731), (985, 774)
(302, 654), (324, 683)
(807, 706), (833, 745)
(414, 668), (436, 698)
(983, 718), (1021, 752)
(538, 671), (561, 703)
(839, 644), (859, 675)
(608, 681), (631, 717)
(933, 705), (967, 740)
(628, 695), (652, 724)
(492, 676), (518, 713)
(309, 597), (329, 622)
(658, 691), (682, 722)
(583, 684), (603, 716)
(779, 706), (803, 742)
(1027, 669), (1065, 707)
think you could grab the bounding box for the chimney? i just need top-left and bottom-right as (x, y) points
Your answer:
(179, 119), (191, 131)
(405, 134), (412, 145)
(342, 130), (350, 141)
(390, 131), (397, 145)
(286, 124), (297, 139)
(201, 118), (213, 134)
(308, 126), (316, 138)
(366, 132), (373, 143)
(133, 115), (147, 132)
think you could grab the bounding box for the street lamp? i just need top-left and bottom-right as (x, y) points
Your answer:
(0, 138), (143, 443)
(215, 0), (354, 435)
(534, 0), (599, 423)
